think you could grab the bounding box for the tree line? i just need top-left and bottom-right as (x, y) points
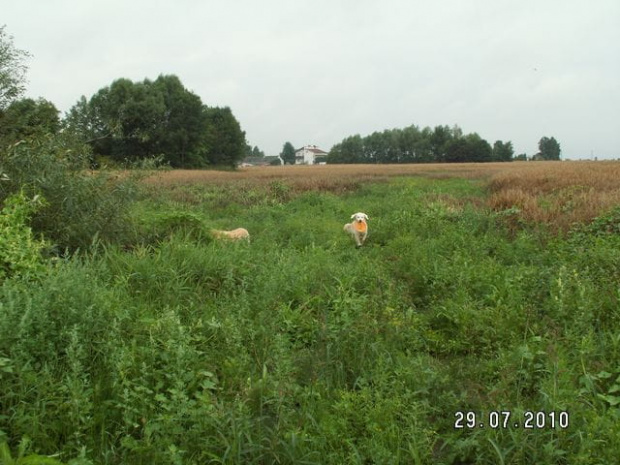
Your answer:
(327, 125), (562, 164)
(327, 125), (513, 164)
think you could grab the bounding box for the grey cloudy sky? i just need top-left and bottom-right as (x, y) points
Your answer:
(4, 0), (619, 159)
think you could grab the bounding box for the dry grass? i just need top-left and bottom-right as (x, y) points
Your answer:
(143, 161), (620, 232)
(487, 161), (620, 232)
(143, 163), (503, 191)
(142, 163), (504, 206)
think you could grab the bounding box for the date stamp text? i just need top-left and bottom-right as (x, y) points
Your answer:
(454, 411), (569, 430)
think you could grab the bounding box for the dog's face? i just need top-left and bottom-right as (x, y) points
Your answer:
(351, 212), (369, 224)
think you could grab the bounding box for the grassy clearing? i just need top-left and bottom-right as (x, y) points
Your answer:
(1, 163), (619, 464)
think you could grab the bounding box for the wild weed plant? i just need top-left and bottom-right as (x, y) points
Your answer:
(0, 190), (49, 281)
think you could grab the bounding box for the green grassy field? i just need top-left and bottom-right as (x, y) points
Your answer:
(1, 170), (619, 464)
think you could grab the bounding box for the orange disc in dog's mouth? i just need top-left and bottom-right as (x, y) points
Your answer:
(354, 222), (367, 233)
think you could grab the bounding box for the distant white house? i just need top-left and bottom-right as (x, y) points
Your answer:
(295, 145), (328, 165)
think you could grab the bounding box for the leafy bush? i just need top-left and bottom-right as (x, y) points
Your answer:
(0, 134), (139, 252)
(0, 190), (49, 281)
(580, 206), (620, 236)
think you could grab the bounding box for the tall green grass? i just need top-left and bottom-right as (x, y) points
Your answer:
(1, 176), (618, 464)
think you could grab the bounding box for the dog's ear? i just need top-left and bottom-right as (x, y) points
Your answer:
(364, 214), (369, 220)
(351, 214), (356, 220)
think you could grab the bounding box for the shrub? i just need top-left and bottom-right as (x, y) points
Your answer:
(0, 190), (49, 281)
(580, 206), (620, 236)
(0, 134), (139, 252)
(136, 210), (213, 245)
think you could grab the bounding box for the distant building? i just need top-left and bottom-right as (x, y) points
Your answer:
(295, 145), (328, 165)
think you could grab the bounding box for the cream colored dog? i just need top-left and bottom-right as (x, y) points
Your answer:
(344, 212), (369, 247)
(211, 228), (250, 242)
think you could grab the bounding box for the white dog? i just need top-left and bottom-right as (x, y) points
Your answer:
(344, 212), (369, 247)
(211, 228), (250, 242)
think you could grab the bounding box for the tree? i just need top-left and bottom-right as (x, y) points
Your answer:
(444, 138), (469, 163)
(538, 136), (561, 160)
(492, 140), (514, 162)
(466, 133), (492, 162)
(63, 96), (101, 144)
(150, 75), (207, 167)
(65, 75), (230, 168)
(399, 125), (426, 163)
(280, 141), (296, 165)
(0, 97), (59, 144)
(65, 78), (157, 161)
(365, 131), (387, 163)
(100, 78), (166, 161)
(203, 106), (246, 167)
(430, 125), (458, 162)
(0, 26), (30, 111)
(244, 144), (265, 158)
(327, 135), (364, 164)
(417, 127), (435, 162)
(442, 133), (492, 163)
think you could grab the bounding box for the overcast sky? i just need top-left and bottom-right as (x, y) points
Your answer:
(4, 0), (619, 159)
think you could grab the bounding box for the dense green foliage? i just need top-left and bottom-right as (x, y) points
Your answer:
(0, 98), (60, 145)
(0, 134), (140, 252)
(327, 124), (515, 164)
(1, 174), (618, 464)
(201, 106), (246, 167)
(0, 190), (49, 282)
(64, 75), (246, 168)
(492, 140), (514, 162)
